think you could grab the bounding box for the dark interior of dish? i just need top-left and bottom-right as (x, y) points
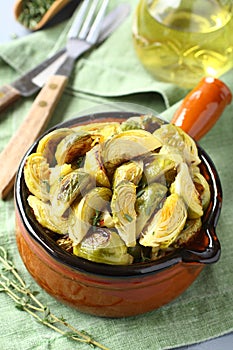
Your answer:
(15, 112), (222, 277)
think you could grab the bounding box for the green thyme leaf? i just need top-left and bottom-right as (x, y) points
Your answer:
(124, 213), (133, 222)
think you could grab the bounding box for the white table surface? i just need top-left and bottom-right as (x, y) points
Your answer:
(0, 1), (232, 349)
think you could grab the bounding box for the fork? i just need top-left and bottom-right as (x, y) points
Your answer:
(0, 0), (110, 199)
(33, 0), (110, 87)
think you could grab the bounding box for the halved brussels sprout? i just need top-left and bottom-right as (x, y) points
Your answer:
(111, 181), (137, 247)
(50, 169), (93, 217)
(73, 228), (133, 265)
(170, 162), (203, 219)
(140, 114), (165, 133)
(140, 193), (187, 248)
(153, 124), (200, 165)
(84, 144), (110, 188)
(136, 183), (167, 236)
(119, 114), (164, 133)
(102, 129), (161, 174)
(28, 195), (71, 234)
(55, 130), (93, 165)
(113, 160), (143, 188)
(192, 171), (211, 210)
(36, 128), (74, 166)
(69, 187), (112, 245)
(151, 217), (201, 260)
(172, 218), (202, 247)
(120, 116), (143, 131)
(143, 153), (179, 185)
(24, 153), (50, 201)
(73, 121), (120, 141)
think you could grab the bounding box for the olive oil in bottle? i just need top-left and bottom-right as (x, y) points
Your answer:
(132, 0), (233, 88)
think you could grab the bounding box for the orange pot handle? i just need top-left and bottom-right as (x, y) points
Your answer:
(171, 77), (232, 141)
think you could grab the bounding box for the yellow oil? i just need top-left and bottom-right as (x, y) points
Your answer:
(132, 0), (233, 88)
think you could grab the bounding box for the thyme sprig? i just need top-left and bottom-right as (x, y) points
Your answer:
(0, 246), (109, 350)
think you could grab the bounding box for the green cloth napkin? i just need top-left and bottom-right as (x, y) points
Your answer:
(0, 1), (233, 349)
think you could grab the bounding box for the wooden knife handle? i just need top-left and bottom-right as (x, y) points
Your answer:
(0, 75), (68, 199)
(0, 84), (21, 112)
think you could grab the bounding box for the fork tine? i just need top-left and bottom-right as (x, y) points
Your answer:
(86, 0), (109, 44)
(79, 0), (99, 40)
(67, 0), (91, 39)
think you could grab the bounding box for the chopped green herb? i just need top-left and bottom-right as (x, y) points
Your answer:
(92, 210), (102, 227)
(42, 180), (50, 192)
(124, 213), (133, 222)
(76, 156), (85, 168)
(18, 0), (56, 29)
(136, 189), (145, 198)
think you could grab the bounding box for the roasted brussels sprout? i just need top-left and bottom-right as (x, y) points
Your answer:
(153, 124), (200, 165)
(50, 169), (93, 217)
(150, 218), (202, 261)
(36, 128), (74, 166)
(136, 183), (167, 236)
(24, 153), (50, 201)
(172, 218), (202, 247)
(73, 121), (120, 141)
(119, 116), (143, 131)
(102, 129), (161, 174)
(170, 162), (203, 219)
(192, 170), (211, 210)
(140, 193), (187, 248)
(84, 144), (110, 188)
(55, 130), (93, 165)
(142, 154), (179, 185)
(69, 187), (112, 244)
(73, 228), (133, 265)
(111, 181), (137, 247)
(28, 195), (70, 234)
(140, 114), (165, 133)
(119, 114), (164, 133)
(113, 160), (143, 188)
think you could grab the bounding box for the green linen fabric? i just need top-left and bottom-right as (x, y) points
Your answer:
(0, 1), (233, 349)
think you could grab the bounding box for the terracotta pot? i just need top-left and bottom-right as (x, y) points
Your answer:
(14, 77), (232, 317)
(14, 109), (223, 317)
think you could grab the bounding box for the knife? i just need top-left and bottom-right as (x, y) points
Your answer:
(0, 2), (130, 113)
(0, 49), (66, 113)
(0, 2), (131, 200)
